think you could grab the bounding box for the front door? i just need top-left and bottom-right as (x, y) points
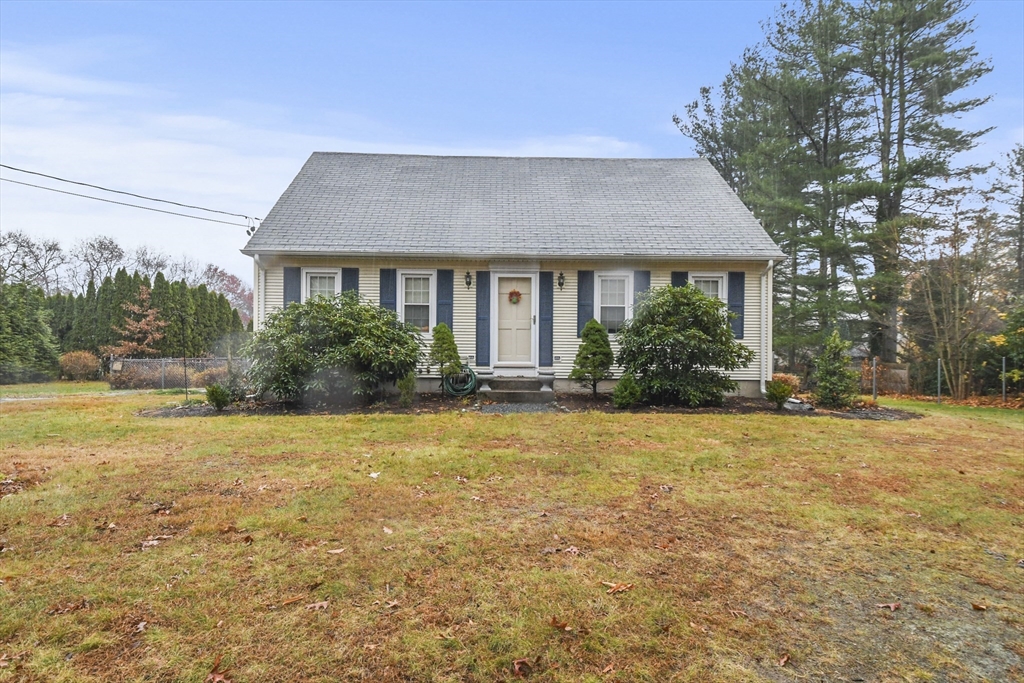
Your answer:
(497, 276), (533, 364)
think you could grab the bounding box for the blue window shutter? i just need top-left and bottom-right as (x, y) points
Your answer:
(728, 271), (745, 339)
(539, 272), (554, 367)
(341, 268), (359, 293)
(283, 267), (301, 306)
(633, 270), (650, 308)
(577, 270), (594, 337)
(437, 269), (454, 330)
(671, 271), (688, 287)
(475, 271), (490, 366)
(379, 269), (397, 311)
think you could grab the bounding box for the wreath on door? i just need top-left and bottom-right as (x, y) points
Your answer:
(508, 289), (522, 305)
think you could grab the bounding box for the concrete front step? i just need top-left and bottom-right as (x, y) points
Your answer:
(485, 389), (557, 403)
(489, 378), (543, 392)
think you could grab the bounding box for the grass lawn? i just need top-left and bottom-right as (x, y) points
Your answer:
(1, 393), (1021, 682)
(0, 382), (112, 399)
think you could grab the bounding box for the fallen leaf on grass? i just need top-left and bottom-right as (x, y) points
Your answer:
(563, 546), (580, 555)
(241, 535), (253, 545)
(219, 525), (239, 534)
(512, 656), (540, 677)
(876, 602), (901, 612)
(549, 616), (572, 631)
(602, 663), (615, 674)
(205, 654), (233, 683)
(778, 653), (790, 667)
(306, 601), (329, 611)
(602, 582), (634, 594)
(728, 609), (748, 618)
(46, 514), (70, 528)
(46, 598), (89, 615)
(135, 620), (147, 632)
(971, 603), (988, 611)
(383, 526), (393, 535)
(140, 534), (173, 549)
(281, 595), (305, 606)
(369, 472), (380, 479)
(689, 621), (708, 634)
(326, 548), (345, 554)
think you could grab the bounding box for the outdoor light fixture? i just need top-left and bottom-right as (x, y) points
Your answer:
(557, 271), (565, 290)
(465, 271), (473, 289)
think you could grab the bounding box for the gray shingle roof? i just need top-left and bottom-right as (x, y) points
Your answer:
(242, 153), (784, 259)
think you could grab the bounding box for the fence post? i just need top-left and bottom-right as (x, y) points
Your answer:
(872, 357), (878, 402)
(937, 359), (942, 405)
(161, 358), (166, 390)
(1004, 356), (1007, 404)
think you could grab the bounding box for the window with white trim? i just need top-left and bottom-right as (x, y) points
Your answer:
(398, 270), (436, 333)
(690, 273), (727, 303)
(596, 272), (632, 334)
(303, 270), (340, 301)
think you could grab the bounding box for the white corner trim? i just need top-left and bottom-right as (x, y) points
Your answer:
(760, 260), (774, 393)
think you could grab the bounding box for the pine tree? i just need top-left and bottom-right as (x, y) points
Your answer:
(570, 319), (614, 396)
(812, 330), (859, 408)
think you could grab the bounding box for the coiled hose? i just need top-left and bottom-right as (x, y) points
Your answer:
(442, 364), (478, 397)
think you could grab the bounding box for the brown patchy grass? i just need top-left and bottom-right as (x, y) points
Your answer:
(0, 393), (1021, 682)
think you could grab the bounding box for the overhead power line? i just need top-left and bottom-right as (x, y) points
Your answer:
(0, 163), (259, 222)
(0, 177), (251, 228)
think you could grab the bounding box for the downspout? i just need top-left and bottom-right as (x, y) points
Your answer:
(760, 259), (774, 394)
(253, 254), (266, 331)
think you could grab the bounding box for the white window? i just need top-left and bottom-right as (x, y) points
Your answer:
(398, 270), (436, 333)
(302, 269), (340, 301)
(596, 271), (633, 334)
(690, 273), (727, 303)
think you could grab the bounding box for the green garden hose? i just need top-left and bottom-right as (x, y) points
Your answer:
(443, 365), (477, 397)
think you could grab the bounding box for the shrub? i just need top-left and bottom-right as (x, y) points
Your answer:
(612, 373), (641, 409)
(764, 379), (793, 409)
(615, 285), (754, 407)
(771, 372), (801, 394)
(206, 383), (231, 411)
(428, 323), (462, 378)
(397, 371), (417, 408)
(192, 366), (228, 387)
(569, 319), (614, 396)
(59, 351), (101, 381)
(243, 292), (421, 403)
(812, 330), (859, 409)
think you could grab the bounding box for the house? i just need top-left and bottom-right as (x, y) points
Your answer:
(242, 153), (785, 396)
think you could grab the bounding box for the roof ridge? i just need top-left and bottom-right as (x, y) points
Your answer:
(309, 152), (711, 162)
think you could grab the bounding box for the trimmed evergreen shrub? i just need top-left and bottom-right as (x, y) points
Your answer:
(397, 371), (417, 408)
(612, 373), (641, 409)
(764, 379), (793, 409)
(615, 285), (754, 407)
(206, 383), (230, 411)
(428, 323), (462, 377)
(812, 330), (859, 409)
(771, 372), (801, 394)
(569, 319), (614, 396)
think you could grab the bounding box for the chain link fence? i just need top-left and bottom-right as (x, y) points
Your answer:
(108, 357), (250, 390)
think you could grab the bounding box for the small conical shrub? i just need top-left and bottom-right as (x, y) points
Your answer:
(570, 319), (614, 396)
(429, 323), (462, 377)
(812, 330), (859, 409)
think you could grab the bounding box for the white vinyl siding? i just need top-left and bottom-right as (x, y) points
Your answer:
(251, 257), (767, 384)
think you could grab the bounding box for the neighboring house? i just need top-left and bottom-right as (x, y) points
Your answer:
(242, 153), (785, 395)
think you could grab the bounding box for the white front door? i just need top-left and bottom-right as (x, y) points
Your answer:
(496, 276), (533, 364)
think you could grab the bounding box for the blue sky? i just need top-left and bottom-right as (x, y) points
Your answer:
(1, 0), (1022, 280)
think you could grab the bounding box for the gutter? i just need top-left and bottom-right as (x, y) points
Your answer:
(760, 259), (774, 395)
(241, 249), (788, 262)
(253, 253), (266, 330)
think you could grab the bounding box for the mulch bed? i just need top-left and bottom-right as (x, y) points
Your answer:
(138, 394), (921, 420)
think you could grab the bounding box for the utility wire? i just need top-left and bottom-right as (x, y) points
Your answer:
(0, 163), (259, 222)
(0, 177), (251, 227)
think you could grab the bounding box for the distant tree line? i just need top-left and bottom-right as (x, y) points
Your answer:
(1, 232), (250, 383)
(675, 0), (1024, 398)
